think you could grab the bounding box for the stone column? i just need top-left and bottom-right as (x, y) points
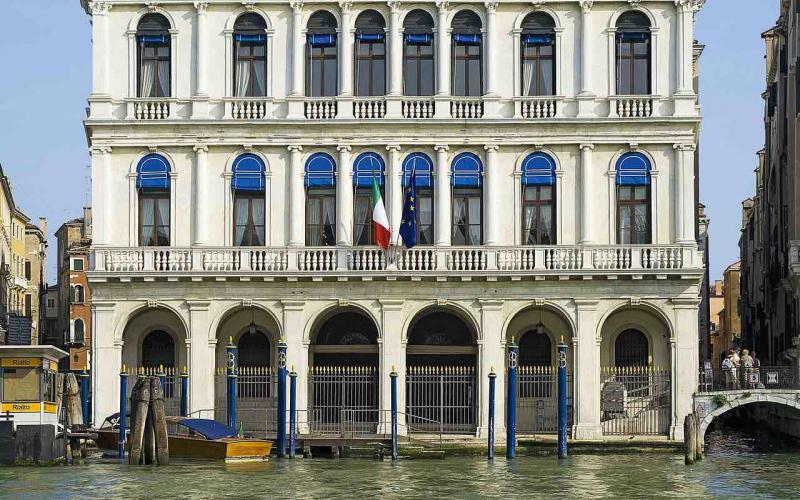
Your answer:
(388, 1), (403, 96)
(579, 144), (594, 244)
(671, 297), (700, 440)
(484, 145), (499, 245)
(573, 299), (601, 440)
(478, 300), (505, 436)
(675, 0), (694, 94)
(282, 300), (309, 433)
(379, 300), (406, 434)
(387, 144), (403, 244)
(484, 1), (498, 96)
(288, 145), (305, 247)
(193, 145), (209, 245)
(339, 1), (353, 97)
(436, 1), (450, 96)
(337, 145), (353, 245)
(90, 147), (110, 245)
(579, 1), (593, 96)
(91, 301), (120, 426)
(194, 2), (208, 96)
(434, 145), (451, 246)
(290, 2), (305, 96)
(677, 144), (696, 244)
(89, 1), (112, 119)
(103, 148), (113, 245)
(187, 301), (214, 414)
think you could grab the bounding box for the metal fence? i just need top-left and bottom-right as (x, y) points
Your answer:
(516, 366), (573, 433)
(125, 366), (181, 416)
(600, 366), (671, 436)
(406, 366), (477, 434)
(698, 366), (800, 392)
(308, 366), (378, 436)
(214, 366), (275, 437)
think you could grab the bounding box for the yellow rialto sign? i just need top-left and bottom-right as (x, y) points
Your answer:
(1, 358), (41, 368)
(44, 403), (58, 414)
(1, 402), (41, 413)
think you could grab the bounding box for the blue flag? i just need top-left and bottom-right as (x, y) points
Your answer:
(399, 170), (418, 249)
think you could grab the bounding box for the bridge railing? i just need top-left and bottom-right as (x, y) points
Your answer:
(698, 366), (800, 392)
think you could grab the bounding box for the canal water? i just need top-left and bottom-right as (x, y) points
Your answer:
(1, 429), (799, 499)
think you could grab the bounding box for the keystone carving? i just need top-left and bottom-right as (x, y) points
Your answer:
(629, 297), (641, 307)
(241, 299), (253, 308)
(147, 299), (159, 309)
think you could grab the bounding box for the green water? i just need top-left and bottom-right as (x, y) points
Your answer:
(1, 429), (799, 499)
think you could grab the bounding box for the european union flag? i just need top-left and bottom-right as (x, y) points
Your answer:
(399, 170), (418, 249)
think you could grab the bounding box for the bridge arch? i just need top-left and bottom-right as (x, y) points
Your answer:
(697, 392), (800, 442)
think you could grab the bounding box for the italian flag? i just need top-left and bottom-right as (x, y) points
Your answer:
(372, 177), (391, 250)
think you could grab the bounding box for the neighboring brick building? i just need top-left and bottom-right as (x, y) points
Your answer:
(25, 218), (48, 344)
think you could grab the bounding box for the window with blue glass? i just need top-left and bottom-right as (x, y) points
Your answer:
(520, 12), (556, 96)
(521, 152), (556, 245)
(451, 11), (483, 97)
(616, 11), (651, 95)
(353, 152), (385, 246)
(305, 153), (337, 246)
(232, 154), (266, 246)
(616, 152), (651, 244)
(306, 11), (338, 97)
(403, 10), (435, 96)
(451, 152), (483, 245)
(233, 14), (268, 97)
(355, 10), (386, 97)
(402, 153), (435, 244)
(136, 153), (171, 246)
(137, 14), (171, 98)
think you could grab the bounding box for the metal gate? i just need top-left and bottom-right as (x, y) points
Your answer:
(126, 366), (181, 417)
(309, 366), (378, 436)
(600, 366), (671, 435)
(516, 366), (573, 433)
(406, 366), (477, 434)
(214, 366), (275, 437)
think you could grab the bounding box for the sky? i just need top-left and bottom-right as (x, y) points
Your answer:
(0, 0), (781, 283)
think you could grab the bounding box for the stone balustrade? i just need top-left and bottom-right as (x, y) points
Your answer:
(402, 98), (436, 119)
(516, 96), (561, 119)
(131, 98), (173, 120)
(450, 98), (485, 119)
(226, 98), (272, 120)
(611, 95), (655, 118)
(304, 97), (338, 119)
(352, 98), (387, 119)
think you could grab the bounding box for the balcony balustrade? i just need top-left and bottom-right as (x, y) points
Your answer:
(402, 98), (436, 119)
(450, 98), (484, 119)
(226, 97), (272, 120)
(610, 95), (655, 118)
(352, 98), (387, 119)
(130, 98), (173, 120)
(304, 97), (338, 119)
(92, 244), (701, 278)
(516, 96), (561, 119)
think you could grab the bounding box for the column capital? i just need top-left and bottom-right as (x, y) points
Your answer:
(186, 300), (211, 311)
(337, 144), (352, 153)
(434, 144), (449, 153)
(580, 0), (594, 13)
(193, 1), (209, 14)
(290, 1), (304, 13)
(379, 298), (404, 310)
(288, 145), (304, 153)
(193, 144), (209, 154)
(91, 146), (112, 155)
(484, 144), (499, 153)
(281, 299), (306, 310)
(674, 0), (692, 10)
(388, 0), (402, 13)
(574, 298), (599, 311)
(670, 296), (701, 308)
(484, 1), (499, 13)
(339, 0), (353, 13)
(88, 1), (113, 15)
(435, 0), (450, 13)
(579, 143), (594, 151)
(478, 298), (504, 310)
(386, 143), (402, 153)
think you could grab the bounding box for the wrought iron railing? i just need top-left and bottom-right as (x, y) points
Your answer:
(600, 366), (671, 436)
(516, 366), (573, 433)
(698, 366), (800, 392)
(406, 366), (477, 434)
(308, 366), (379, 436)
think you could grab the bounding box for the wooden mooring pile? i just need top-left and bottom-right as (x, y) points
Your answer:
(128, 376), (169, 465)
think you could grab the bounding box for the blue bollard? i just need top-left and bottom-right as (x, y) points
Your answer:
(180, 367), (189, 417)
(557, 339), (568, 459)
(226, 338), (238, 429)
(289, 367), (297, 459)
(390, 368), (398, 461)
(80, 370), (90, 427)
(118, 367), (128, 463)
(488, 369), (496, 460)
(507, 340), (518, 459)
(158, 365), (167, 398)
(277, 339), (288, 458)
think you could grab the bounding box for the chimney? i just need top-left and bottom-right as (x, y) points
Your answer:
(38, 217), (47, 237)
(83, 207), (92, 240)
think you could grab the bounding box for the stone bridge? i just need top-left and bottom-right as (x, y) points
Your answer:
(693, 389), (800, 441)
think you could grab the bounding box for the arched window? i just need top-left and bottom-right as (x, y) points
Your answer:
(402, 153), (434, 244)
(141, 330), (175, 368)
(355, 10), (386, 97)
(72, 319), (85, 345)
(232, 154), (266, 246)
(305, 153), (337, 246)
(519, 330), (552, 366)
(238, 330), (271, 367)
(616, 152), (651, 244)
(233, 13), (268, 97)
(73, 285), (85, 304)
(353, 152), (385, 246)
(451, 11), (483, 96)
(451, 152), (483, 245)
(306, 11), (338, 97)
(403, 9), (435, 96)
(520, 12), (556, 96)
(136, 154), (171, 247)
(615, 11), (651, 95)
(521, 152), (556, 245)
(614, 329), (649, 367)
(137, 14), (171, 98)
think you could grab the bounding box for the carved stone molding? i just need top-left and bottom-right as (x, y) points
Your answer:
(194, 2), (209, 14)
(88, 1), (113, 15)
(580, 0), (593, 13)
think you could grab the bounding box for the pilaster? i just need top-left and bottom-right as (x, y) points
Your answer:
(186, 300), (214, 414)
(379, 299), (406, 435)
(282, 299), (308, 433)
(477, 299), (505, 437)
(573, 299), (601, 440)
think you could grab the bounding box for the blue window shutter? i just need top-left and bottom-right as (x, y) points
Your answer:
(232, 154), (266, 192)
(235, 34), (266, 43)
(451, 152), (483, 188)
(305, 153), (337, 188)
(616, 152), (651, 186)
(136, 154), (171, 190)
(521, 152), (556, 186)
(453, 33), (481, 44)
(356, 32), (385, 42)
(353, 152), (386, 187)
(138, 35), (168, 44)
(522, 33), (554, 45)
(618, 31), (649, 42)
(402, 153), (434, 188)
(308, 34), (337, 47)
(405, 33), (432, 45)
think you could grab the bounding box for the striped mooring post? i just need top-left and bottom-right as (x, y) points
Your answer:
(488, 369), (496, 460)
(390, 368), (398, 461)
(180, 367), (189, 417)
(557, 340), (568, 459)
(507, 340), (519, 459)
(157, 365), (166, 397)
(118, 367), (129, 463)
(80, 370), (90, 427)
(289, 367), (297, 459)
(277, 339), (288, 458)
(226, 338), (238, 429)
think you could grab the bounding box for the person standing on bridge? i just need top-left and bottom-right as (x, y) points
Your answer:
(741, 349), (754, 388)
(722, 352), (736, 390)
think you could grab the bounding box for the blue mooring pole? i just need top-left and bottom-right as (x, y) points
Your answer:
(158, 365), (166, 399)
(180, 367), (189, 417)
(289, 367), (297, 459)
(277, 339), (288, 458)
(506, 340), (518, 459)
(390, 368), (398, 461)
(118, 368), (128, 463)
(226, 338), (237, 429)
(80, 370), (90, 427)
(488, 369), (496, 460)
(557, 340), (568, 459)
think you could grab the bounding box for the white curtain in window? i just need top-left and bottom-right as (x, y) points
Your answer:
(236, 61), (251, 97)
(354, 194), (370, 244)
(468, 197), (481, 245)
(252, 198), (266, 245)
(307, 199), (321, 244)
(522, 58), (535, 97)
(157, 60), (170, 97)
(141, 198), (155, 245)
(234, 197), (249, 245)
(140, 61), (155, 97)
(524, 205), (535, 243)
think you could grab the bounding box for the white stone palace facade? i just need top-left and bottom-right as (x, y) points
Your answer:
(81, 0), (705, 440)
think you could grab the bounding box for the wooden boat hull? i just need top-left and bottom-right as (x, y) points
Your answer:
(94, 430), (272, 462)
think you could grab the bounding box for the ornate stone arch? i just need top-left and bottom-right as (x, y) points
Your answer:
(224, 7), (274, 31)
(127, 150), (179, 247)
(401, 300), (481, 343)
(303, 8), (343, 32)
(446, 5), (487, 29)
(303, 301), (383, 344)
(596, 299), (675, 342)
(606, 5), (661, 97)
(127, 6), (177, 32)
(221, 149), (273, 245)
(607, 5), (659, 31)
(501, 300), (576, 345)
(698, 396), (800, 442)
(606, 147), (660, 244)
(126, 8), (179, 99)
(223, 8), (276, 99)
(114, 302), (190, 344)
(208, 302), (284, 344)
(398, 4), (438, 28)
